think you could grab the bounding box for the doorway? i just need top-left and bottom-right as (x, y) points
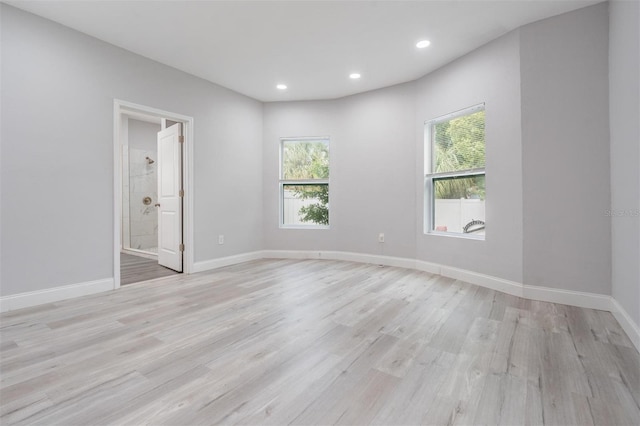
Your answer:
(113, 100), (194, 288)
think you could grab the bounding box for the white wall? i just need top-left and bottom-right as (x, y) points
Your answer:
(520, 3), (611, 295)
(609, 0), (640, 327)
(0, 5), (263, 296)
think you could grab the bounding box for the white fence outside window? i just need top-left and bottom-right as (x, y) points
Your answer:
(433, 199), (485, 234)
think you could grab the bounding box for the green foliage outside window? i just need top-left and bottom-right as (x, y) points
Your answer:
(282, 141), (329, 225)
(433, 110), (486, 199)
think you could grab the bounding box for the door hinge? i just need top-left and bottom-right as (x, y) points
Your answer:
(178, 135), (184, 143)
(179, 189), (184, 197)
(179, 243), (185, 252)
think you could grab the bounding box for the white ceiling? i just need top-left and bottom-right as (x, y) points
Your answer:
(7, 0), (603, 102)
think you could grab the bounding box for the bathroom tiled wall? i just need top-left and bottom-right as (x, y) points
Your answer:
(128, 148), (158, 251)
(122, 118), (160, 254)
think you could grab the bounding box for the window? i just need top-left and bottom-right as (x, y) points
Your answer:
(280, 138), (329, 228)
(425, 104), (485, 237)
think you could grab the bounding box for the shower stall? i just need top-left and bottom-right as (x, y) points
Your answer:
(122, 117), (161, 257)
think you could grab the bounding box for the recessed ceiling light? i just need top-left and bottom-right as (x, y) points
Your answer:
(349, 73), (361, 79)
(276, 84), (287, 90)
(416, 40), (431, 49)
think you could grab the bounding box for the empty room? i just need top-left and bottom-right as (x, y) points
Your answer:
(1, 0), (638, 425)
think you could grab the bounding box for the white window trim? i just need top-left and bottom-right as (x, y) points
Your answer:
(279, 137), (330, 229)
(424, 103), (486, 239)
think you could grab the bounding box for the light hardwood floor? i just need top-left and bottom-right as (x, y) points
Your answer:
(1, 259), (638, 425)
(120, 252), (180, 286)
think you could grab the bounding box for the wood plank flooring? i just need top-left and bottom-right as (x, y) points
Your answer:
(1, 259), (638, 425)
(120, 252), (179, 285)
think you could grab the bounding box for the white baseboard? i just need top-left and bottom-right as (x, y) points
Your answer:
(262, 250), (417, 269)
(610, 297), (640, 352)
(192, 251), (264, 273)
(414, 260), (442, 275)
(262, 249), (322, 260)
(262, 249), (639, 352)
(324, 251), (417, 269)
(3, 249), (638, 353)
(523, 284), (613, 311)
(440, 266), (523, 298)
(0, 278), (114, 313)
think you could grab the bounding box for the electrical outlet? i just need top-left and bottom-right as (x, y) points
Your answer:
(218, 235), (224, 245)
(378, 233), (385, 243)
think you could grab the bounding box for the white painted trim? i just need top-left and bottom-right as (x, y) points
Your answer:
(262, 250), (416, 269)
(0, 278), (113, 313)
(523, 284), (612, 311)
(192, 251), (265, 273)
(611, 297), (640, 352)
(113, 99), (195, 289)
(441, 266), (523, 298)
(182, 115), (195, 276)
(262, 249), (321, 260)
(278, 137), (332, 230)
(113, 101), (123, 290)
(325, 251), (416, 269)
(414, 260), (442, 275)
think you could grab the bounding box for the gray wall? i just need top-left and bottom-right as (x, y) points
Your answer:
(263, 83), (417, 258)
(0, 5), (263, 295)
(264, 31), (523, 284)
(2, 2), (629, 319)
(520, 3), (611, 295)
(128, 119), (159, 152)
(414, 31), (523, 283)
(263, 100), (340, 252)
(609, 0), (640, 326)
(264, 3), (613, 296)
(337, 84), (417, 258)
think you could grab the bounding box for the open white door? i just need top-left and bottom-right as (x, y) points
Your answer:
(157, 123), (183, 272)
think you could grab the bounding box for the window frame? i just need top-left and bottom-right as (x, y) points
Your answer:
(279, 137), (330, 229)
(424, 104), (486, 239)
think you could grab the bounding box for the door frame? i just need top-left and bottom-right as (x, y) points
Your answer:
(113, 99), (194, 289)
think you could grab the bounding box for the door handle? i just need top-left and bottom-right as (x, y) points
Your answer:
(154, 203), (161, 207)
